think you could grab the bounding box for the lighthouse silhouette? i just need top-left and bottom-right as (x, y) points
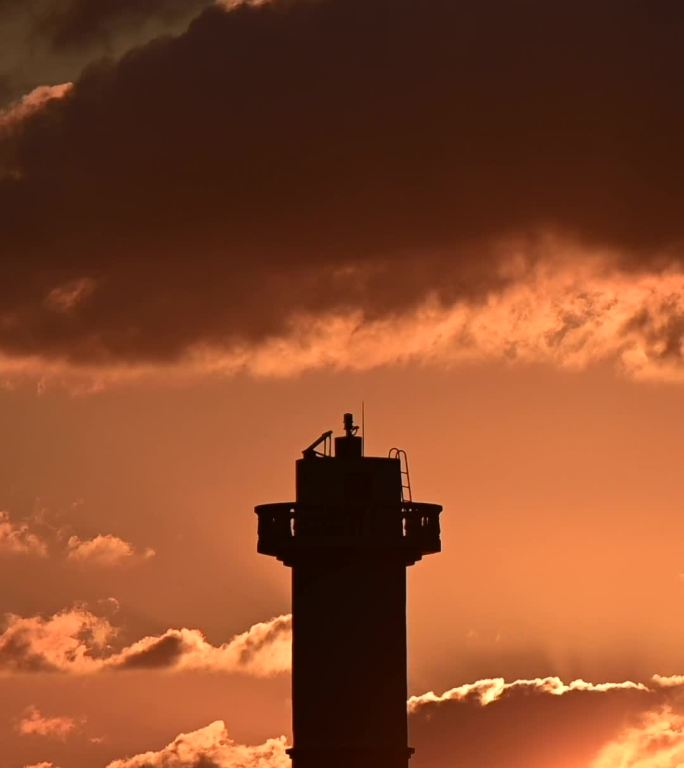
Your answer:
(255, 413), (442, 768)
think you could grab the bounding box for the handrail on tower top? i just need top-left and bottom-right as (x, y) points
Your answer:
(302, 430), (333, 459)
(389, 447), (412, 502)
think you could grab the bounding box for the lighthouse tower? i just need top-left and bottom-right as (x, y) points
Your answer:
(255, 413), (442, 768)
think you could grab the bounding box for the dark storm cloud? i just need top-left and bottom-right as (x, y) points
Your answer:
(0, 0), (210, 107)
(2, 0), (684, 365)
(36, 0), (212, 51)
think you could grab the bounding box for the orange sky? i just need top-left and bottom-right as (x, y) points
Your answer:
(3, 361), (684, 766)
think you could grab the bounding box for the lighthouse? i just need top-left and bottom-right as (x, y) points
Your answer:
(255, 413), (442, 768)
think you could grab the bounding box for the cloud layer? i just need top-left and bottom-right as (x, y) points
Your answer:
(6, 606), (684, 767)
(176, 261), (684, 382)
(0, 0), (683, 381)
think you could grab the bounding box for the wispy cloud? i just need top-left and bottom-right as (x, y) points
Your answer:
(217, 0), (271, 9)
(16, 706), (80, 739)
(23, 763), (61, 768)
(0, 511), (48, 556)
(66, 534), (155, 567)
(44, 278), (96, 314)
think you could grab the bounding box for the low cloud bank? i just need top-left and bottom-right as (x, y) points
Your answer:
(105, 721), (289, 768)
(9, 606), (684, 767)
(108, 614), (291, 675)
(0, 607), (291, 676)
(102, 673), (684, 768)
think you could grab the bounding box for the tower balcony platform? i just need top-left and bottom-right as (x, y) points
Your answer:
(255, 500), (442, 566)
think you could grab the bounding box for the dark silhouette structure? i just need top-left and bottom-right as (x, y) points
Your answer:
(255, 414), (442, 768)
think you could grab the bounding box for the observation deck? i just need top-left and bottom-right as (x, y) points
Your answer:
(255, 500), (442, 566)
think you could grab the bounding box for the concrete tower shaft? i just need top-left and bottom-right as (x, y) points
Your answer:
(255, 414), (442, 768)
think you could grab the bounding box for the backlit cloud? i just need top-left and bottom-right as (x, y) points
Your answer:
(107, 614), (291, 675)
(591, 708), (684, 768)
(187, 262), (684, 383)
(0, 83), (72, 132)
(8, 258), (684, 389)
(0, 608), (290, 676)
(409, 675), (678, 768)
(105, 721), (289, 768)
(0, 606), (115, 673)
(408, 676), (649, 712)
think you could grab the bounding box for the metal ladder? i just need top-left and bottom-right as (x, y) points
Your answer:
(389, 448), (412, 502)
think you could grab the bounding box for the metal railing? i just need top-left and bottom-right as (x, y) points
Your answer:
(255, 501), (441, 559)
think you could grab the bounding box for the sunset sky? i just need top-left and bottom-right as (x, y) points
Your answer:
(2, 1), (684, 766)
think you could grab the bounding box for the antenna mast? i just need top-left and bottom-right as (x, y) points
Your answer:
(361, 401), (365, 456)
